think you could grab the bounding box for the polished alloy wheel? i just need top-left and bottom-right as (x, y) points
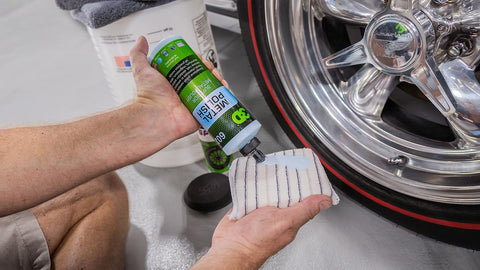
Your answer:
(238, 0), (480, 248)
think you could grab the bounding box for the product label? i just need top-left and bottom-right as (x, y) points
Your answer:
(151, 39), (196, 79)
(151, 38), (256, 148)
(192, 12), (214, 55)
(192, 86), (238, 130)
(179, 72), (223, 111)
(208, 104), (255, 147)
(167, 55), (207, 93)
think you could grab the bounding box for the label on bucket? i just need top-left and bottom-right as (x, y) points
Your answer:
(198, 128), (232, 173)
(150, 37), (256, 148)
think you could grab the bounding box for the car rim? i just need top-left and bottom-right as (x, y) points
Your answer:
(263, 0), (480, 204)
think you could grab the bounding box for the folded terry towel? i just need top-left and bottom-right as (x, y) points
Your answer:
(228, 148), (340, 220)
(69, 0), (175, 29)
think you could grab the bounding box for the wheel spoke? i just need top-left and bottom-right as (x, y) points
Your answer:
(343, 65), (399, 119)
(440, 60), (480, 145)
(388, 0), (417, 12)
(312, 0), (384, 24)
(410, 58), (454, 115)
(322, 41), (368, 68)
(411, 58), (480, 145)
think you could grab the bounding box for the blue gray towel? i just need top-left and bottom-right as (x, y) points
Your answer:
(56, 0), (175, 29)
(56, 0), (105, 11)
(56, 0), (159, 10)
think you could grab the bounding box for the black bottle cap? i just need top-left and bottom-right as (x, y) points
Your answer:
(183, 173), (232, 212)
(239, 137), (266, 163)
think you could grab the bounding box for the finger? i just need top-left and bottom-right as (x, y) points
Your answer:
(202, 58), (215, 71)
(209, 66), (229, 88)
(279, 195), (332, 229)
(221, 208), (233, 221)
(212, 69), (224, 82)
(221, 79), (230, 89)
(130, 36), (151, 77)
(198, 54), (228, 87)
(216, 209), (235, 228)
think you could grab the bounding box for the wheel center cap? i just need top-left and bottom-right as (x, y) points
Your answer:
(368, 17), (420, 72)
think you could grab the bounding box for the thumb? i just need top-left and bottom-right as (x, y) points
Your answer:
(279, 195), (332, 229)
(129, 36), (152, 79)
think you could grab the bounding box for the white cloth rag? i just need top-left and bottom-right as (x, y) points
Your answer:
(228, 148), (340, 219)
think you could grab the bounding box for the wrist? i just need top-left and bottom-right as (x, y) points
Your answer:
(111, 102), (178, 161)
(133, 96), (199, 140)
(129, 100), (176, 140)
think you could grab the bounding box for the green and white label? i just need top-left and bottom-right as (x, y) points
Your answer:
(150, 38), (256, 147)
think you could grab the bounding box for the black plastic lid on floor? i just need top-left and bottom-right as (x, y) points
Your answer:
(183, 173), (232, 212)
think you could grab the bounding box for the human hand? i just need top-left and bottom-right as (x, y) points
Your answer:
(192, 194), (332, 270)
(129, 36), (227, 141)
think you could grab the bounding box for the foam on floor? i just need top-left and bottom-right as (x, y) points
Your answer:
(118, 166), (203, 270)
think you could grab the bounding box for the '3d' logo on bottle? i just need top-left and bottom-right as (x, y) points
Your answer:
(232, 108), (250, 124)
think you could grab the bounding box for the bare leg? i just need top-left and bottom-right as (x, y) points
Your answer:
(32, 172), (129, 270)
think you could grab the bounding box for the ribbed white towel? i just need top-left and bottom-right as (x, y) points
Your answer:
(228, 148), (340, 220)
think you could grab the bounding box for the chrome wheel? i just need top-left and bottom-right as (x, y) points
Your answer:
(263, 0), (480, 204)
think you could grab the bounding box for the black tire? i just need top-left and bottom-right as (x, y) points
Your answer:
(237, 0), (480, 249)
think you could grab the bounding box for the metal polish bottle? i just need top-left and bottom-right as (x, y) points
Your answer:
(147, 35), (265, 162)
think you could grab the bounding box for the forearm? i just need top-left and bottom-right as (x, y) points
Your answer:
(0, 103), (172, 216)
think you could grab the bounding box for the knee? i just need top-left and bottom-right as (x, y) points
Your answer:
(90, 172), (130, 237)
(32, 172), (130, 257)
(96, 172), (129, 216)
(100, 172), (128, 200)
(79, 172), (129, 227)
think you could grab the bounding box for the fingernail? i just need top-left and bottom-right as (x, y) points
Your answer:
(319, 199), (332, 210)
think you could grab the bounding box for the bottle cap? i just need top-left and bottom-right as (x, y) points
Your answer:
(183, 173), (232, 212)
(239, 137), (266, 163)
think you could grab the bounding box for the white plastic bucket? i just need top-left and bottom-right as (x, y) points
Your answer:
(88, 0), (220, 167)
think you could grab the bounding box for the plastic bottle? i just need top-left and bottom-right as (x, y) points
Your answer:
(147, 35), (265, 162)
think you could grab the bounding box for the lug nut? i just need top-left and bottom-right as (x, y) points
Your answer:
(447, 44), (462, 58)
(437, 24), (446, 32)
(436, 24), (450, 34)
(469, 28), (478, 38)
(447, 38), (474, 59)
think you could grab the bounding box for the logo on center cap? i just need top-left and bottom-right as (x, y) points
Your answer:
(370, 21), (416, 70)
(395, 23), (407, 34)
